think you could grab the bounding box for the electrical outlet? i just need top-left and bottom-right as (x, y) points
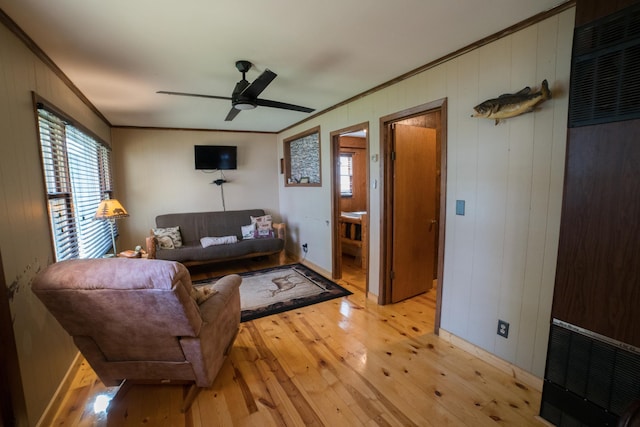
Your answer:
(302, 243), (308, 253)
(497, 320), (509, 338)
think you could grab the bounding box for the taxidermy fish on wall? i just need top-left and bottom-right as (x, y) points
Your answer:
(472, 79), (552, 125)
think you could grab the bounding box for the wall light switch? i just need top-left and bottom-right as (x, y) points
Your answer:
(456, 200), (465, 216)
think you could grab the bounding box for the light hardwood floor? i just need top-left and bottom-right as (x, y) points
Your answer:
(47, 256), (542, 426)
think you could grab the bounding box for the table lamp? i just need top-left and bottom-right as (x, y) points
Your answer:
(94, 199), (129, 257)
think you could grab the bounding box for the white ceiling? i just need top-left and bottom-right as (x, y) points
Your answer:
(0, 0), (569, 132)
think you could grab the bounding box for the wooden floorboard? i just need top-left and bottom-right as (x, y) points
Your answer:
(46, 256), (542, 426)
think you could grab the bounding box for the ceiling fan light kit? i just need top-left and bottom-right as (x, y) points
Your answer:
(233, 101), (256, 110)
(158, 60), (314, 121)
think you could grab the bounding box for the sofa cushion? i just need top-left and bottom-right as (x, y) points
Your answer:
(155, 238), (284, 263)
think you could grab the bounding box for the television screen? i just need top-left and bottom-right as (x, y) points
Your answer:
(194, 145), (237, 170)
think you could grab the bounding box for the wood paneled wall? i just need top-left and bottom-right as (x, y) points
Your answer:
(278, 8), (575, 378)
(0, 18), (110, 425)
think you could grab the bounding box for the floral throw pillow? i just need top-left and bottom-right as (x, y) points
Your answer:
(250, 215), (273, 239)
(152, 226), (183, 249)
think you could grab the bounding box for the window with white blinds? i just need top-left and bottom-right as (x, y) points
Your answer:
(339, 153), (354, 197)
(37, 105), (114, 260)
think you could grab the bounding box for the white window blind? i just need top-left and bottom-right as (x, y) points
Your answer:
(339, 153), (353, 197)
(37, 106), (114, 260)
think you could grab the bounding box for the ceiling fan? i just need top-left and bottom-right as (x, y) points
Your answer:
(157, 60), (315, 121)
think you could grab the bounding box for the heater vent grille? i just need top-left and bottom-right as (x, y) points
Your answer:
(541, 322), (640, 426)
(569, 3), (640, 127)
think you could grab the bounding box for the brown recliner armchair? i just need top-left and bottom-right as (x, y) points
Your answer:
(32, 258), (241, 410)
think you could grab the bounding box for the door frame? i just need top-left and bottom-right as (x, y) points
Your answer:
(379, 98), (447, 333)
(330, 122), (369, 289)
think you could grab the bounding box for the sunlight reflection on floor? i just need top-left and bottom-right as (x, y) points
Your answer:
(339, 299), (351, 318)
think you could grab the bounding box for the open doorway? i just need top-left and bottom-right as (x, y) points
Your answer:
(331, 122), (369, 293)
(380, 99), (447, 333)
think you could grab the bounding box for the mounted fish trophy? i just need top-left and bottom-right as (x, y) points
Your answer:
(472, 79), (552, 125)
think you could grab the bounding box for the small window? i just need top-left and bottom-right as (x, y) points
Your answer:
(339, 153), (353, 197)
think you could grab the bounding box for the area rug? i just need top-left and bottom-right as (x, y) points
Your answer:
(193, 263), (352, 322)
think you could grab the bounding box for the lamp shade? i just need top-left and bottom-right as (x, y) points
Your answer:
(94, 199), (129, 220)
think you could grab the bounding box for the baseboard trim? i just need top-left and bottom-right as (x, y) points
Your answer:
(36, 351), (83, 427)
(438, 329), (543, 392)
(299, 258), (331, 279)
(366, 291), (378, 303)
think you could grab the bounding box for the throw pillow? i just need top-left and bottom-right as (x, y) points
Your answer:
(200, 235), (238, 248)
(152, 226), (183, 249)
(250, 214), (272, 231)
(190, 284), (218, 305)
(251, 215), (274, 239)
(241, 223), (256, 240)
(254, 228), (275, 239)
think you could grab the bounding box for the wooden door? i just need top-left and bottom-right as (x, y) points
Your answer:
(391, 124), (437, 302)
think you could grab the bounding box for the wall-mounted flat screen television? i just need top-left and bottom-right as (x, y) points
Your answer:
(194, 145), (237, 170)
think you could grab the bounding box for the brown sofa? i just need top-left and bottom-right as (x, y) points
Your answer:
(147, 209), (286, 266)
(31, 258), (241, 410)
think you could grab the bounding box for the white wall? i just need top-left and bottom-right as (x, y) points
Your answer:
(0, 22), (111, 425)
(111, 128), (281, 250)
(277, 8), (574, 377)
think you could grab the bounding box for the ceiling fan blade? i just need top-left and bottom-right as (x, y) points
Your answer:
(231, 79), (250, 98)
(157, 90), (232, 101)
(225, 107), (241, 121)
(241, 69), (277, 99)
(255, 98), (315, 113)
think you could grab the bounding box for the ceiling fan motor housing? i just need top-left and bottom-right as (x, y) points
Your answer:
(235, 60), (252, 73)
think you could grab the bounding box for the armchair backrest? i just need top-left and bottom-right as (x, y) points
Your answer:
(32, 258), (202, 362)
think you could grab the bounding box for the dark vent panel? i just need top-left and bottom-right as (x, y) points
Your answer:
(541, 322), (640, 426)
(569, 3), (640, 127)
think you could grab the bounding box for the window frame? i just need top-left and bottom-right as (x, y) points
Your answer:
(34, 94), (115, 261)
(339, 152), (354, 197)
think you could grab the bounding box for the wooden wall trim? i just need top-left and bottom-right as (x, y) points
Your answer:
(113, 125), (277, 134)
(0, 8), (111, 127)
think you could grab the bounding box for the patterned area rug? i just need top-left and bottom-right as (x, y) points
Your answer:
(194, 263), (352, 322)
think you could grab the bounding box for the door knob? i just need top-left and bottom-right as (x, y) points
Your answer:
(429, 219), (437, 231)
